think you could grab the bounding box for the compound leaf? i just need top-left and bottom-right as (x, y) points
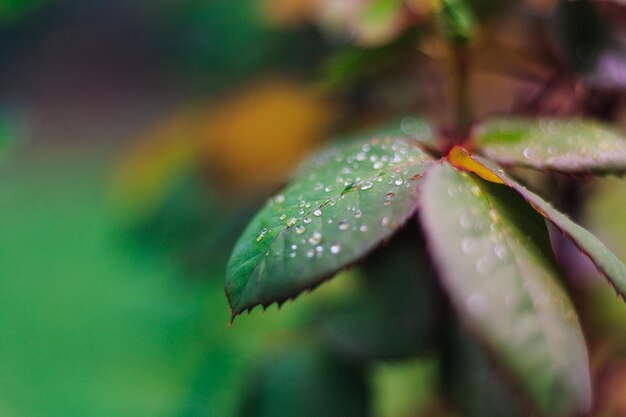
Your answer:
(474, 118), (626, 174)
(226, 129), (433, 318)
(419, 162), (591, 417)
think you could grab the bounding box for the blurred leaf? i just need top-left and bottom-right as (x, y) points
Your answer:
(371, 358), (438, 417)
(0, 0), (46, 25)
(473, 118), (626, 174)
(111, 80), (334, 221)
(419, 163), (591, 417)
(439, 0), (475, 44)
(109, 110), (206, 222)
(555, 0), (607, 74)
(158, 0), (277, 86)
(321, 30), (417, 90)
(225, 128), (433, 318)
(474, 155), (626, 302)
(237, 345), (369, 417)
(316, 0), (419, 46)
(206, 80), (336, 193)
(316, 224), (440, 361)
(440, 319), (524, 417)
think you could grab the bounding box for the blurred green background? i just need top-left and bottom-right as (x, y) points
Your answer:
(3, 0), (626, 416)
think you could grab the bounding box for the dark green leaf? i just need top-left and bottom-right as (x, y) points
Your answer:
(226, 131), (433, 318)
(317, 224), (440, 361)
(419, 162), (591, 417)
(237, 345), (369, 417)
(474, 118), (626, 174)
(440, 319), (524, 417)
(474, 155), (626, 301)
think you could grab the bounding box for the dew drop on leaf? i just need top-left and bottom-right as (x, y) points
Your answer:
(309, 231), (322, 245)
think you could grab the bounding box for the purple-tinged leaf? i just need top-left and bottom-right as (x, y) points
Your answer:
(473, 154), (626, 301)
(473, 118), (626, 174)
(419, 162), (591, 417)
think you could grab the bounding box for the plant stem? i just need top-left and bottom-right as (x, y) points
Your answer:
(452, 44), (471, 142)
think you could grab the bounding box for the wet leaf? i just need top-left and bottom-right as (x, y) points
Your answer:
(237, 345), (369, 417)
(473, 118), (626, 174)
(473, 155), (626, 301)
(225, 129), (433, 318)
(419, 162), (591, 417)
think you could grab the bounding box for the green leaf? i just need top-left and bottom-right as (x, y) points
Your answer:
(226, 131), (433, 318)
(419, 162), (591, 417)
(473, 155), (626, 301)
(237, 345), (368, 417)
(473, 118), (626, 174)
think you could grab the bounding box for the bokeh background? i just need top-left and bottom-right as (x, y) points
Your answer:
(2, 0), (626, 416)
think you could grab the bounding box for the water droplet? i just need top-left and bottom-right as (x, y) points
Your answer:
(286, 217), (297, 227)
(279, 214), (287, 220)
(470, 186), (481, 197)
(303, 217), (312, 224)
(360, 182), (373, 190)
(338, 220), (349, 231)
(359, 225), (368, 232)
(373, 161), (384, 170)
(394, 179), (404, 186)
(291, 244), (298, 250)
(461, 237), (477, 254)
(494, 244), (508, 260)
(381, 217), (390, 226)
(309, 232), (322, 245)
(523, 148), (537, 160)
(476, 256), (495, 275)
(315, 245), (324, 253)
(313, 209), (322, 217)
(256, 228), (269, 242)
(295, 225), (306, 234)
(275, 194), (285, 204)
(466, 293), (489, 316)
(330, 242), (341, 254)
(354, 210), (362, 218)
(306, 249), (315, 258)
(459, 213), (472, 230)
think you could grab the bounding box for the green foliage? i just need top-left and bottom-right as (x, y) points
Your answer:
(225, 129), (433, 317)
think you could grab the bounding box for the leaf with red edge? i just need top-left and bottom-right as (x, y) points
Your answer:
(419, 162), (591, 417)
(472, 154), (626, 301)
